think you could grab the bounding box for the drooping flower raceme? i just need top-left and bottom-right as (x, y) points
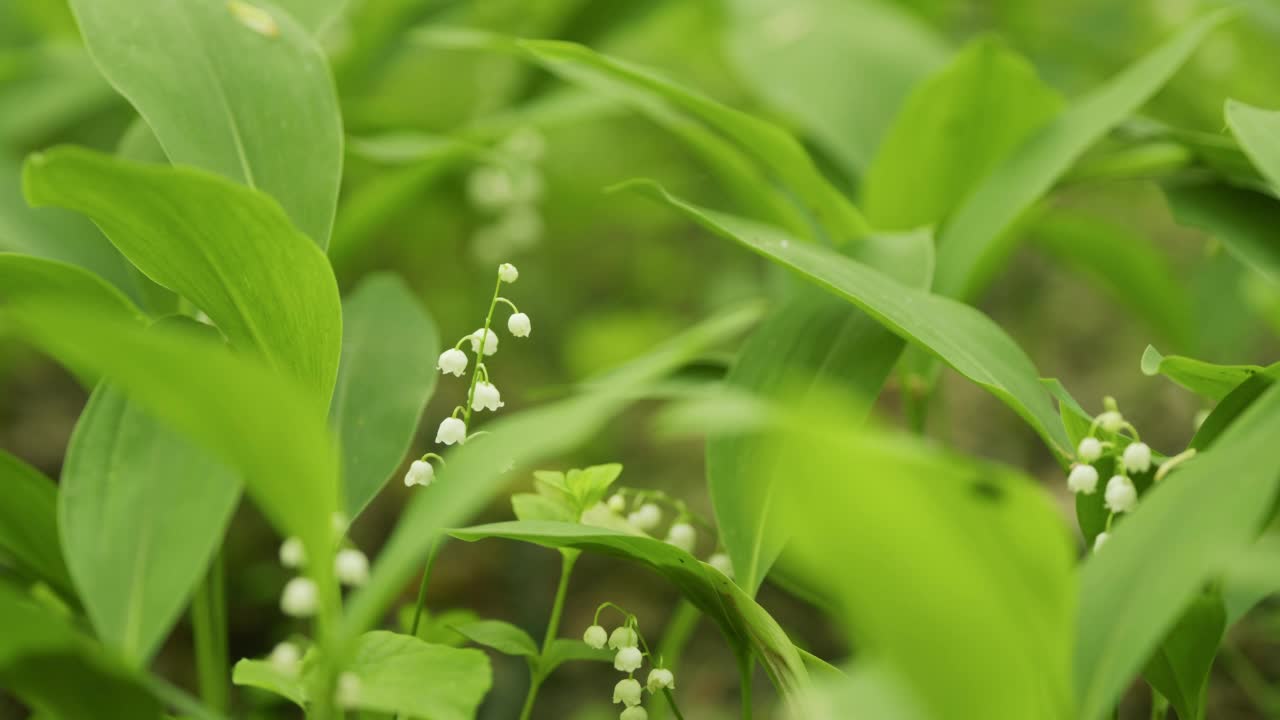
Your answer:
(1077, 437), (1103, 463)
(469, 328), (499, 356)
(646, 668), (675, 693)
(508, 312), (531, 337)
(584, 625), (608, 649)
(1066, 464), (1099, 495)
(280, 577), (318, 617)
(608, 626), (638, 650)
(614, 646), (643, 673)
(269, 641), (301, 675)
(708, 553), (734, 578)
(436, 417), (467, 445)
(499, 262), (519, 283)
(404, 459), (435, 488)
(627, 504), (662, 532)
(1123, 442), (1152, 474)
(336, 672), (362, 708)
(335, 548), (370, 587)
(437, 348), (468, 377)
(614, 678), (643, 706)
(665, 522), (696, 553)
(621, 707), (648, 720)
(1104, 475), (1137, 514)
(279, 536), (306, 568)
(1093, 532), (1111, 551)
(472, 381), (504, 412)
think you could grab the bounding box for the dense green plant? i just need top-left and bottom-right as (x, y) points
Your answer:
(2, 1), (1280, 719)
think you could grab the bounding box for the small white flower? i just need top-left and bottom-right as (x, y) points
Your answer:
(607, 495), (627, 513)
(627, 504), (661, 532)
(467, 166), (514, 210)
(1067, 465), (1099, 495)
(404, 459), (435, 488)
(469, 328), (499, 356)
(507, 312), (531, 338)
(280, 577), (318, 617)
(336, 671), (361, 708)
(608, 626), (638, 650)
(279, 536), (306, 568)
(614, 677), (643, 706)
(646, 667), (675, 693)
(472, 381), (505, 412)
(1123, 442), (1152, 474)
(1077, 437), (1103, 463)
(498, 263), (519, 283)
(665, 523), (696, 553)
(1093, 532), (1111, 551)
(335, 548), (369, 587)
(436, 417), (467, 445)
(708, 553), (734, 578)
(621, 706), (648, 720)
(437, 348), (468, 377)
(1104, 475), (1137, 514)
(268, 641), (301, 675)
(614, 646), (643, 673)
(1097, 410), (1124, 433)
(331, 512), (348, 535)
(502, 127), (546, 162)
(584, 625), (608, 649)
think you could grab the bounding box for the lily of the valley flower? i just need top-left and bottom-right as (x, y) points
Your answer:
(608, 626), (638, 650)
(607, 495), (627, 513)
(436, 417), (467, 445)
(472, 381), (504, 412)
(469, 328), (499, 356)
(1123, 442), (1152, 474)
(613, 678), (643, 706)
(646, 668), (675, 693)
(437, 348), (468, 377)
(627, 504), (661, 532)
(614, 646), (643, 673)
(499, 263), (519, 283)
(1066, 465), (1099, 495)
(335, 548), (369, 587)
(269, 641), (301, 675)
(708, 553), (734, 578)
(279, 536), (306, 568)
(404, 459), (435, 488)
(336, 672), (362, 708)
(1077, 437), (1103, 463)
(1104, 475), (1137, 514)
(584, 625), (608, 649)
(1094, 532), (1111, 551)
(665, 522), (696, 553)
(280, 577), (319, 617)
(1097, 410), (1124, 433)
(621, 706), (648, 720)
(508, 312), (531, 338)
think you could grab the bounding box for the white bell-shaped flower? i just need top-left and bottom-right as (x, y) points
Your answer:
(1067, 465), (1099, 495)
(437, 348), (468, 377)
(469, 328), (499, 356)
(1093, 532), (1111, 551)
(1104, 475), (1137, 514)
(614, 677), (643, 706)
(499, 263), (519, 283)
(404, 459), (434, 488)
(335, 548), (369, 587)
(279, 536), (306, 568)
(1097, 410), (1124, 433)
(280, 577), (319, 617)
(508, 312), (531, 338)
(467, 166), (514, 210)
(620, 706), (648, 720)
(269, 641), (301, 675)
(1077, 437), (1103, 463)
(608, 626), (638, 650)
(1122, 442), (1152, 474)
(584, 625), (608, 649)
(627, 504), (661, 532)
(607, 495), (627, 513)
(336, 672), (362, 708)
(436, 417), (467, 445)
(472, 381), (505, 412)
(646, 667), (675, 693)
(614, 646), (643, 673)
(665, 523), (696, 553)
(708, 553), (734, 578)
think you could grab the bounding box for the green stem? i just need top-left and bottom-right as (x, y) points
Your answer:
(519, 550), (578, 720)
(191, 552), (229, 713)
(663, 688), (687, 720)
(737, 650), (754, 720)
(409, 537), (443, 637)
(649, 601), (700, 720)
(1150, 685), (1168, 720)
(462, 273), (504, 432)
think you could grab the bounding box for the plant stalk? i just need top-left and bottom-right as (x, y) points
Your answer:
(738, 649), (754, 720)
(519, 550), (578, 720)
(191, 551), (229, 713)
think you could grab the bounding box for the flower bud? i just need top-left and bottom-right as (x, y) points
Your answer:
(269, 641), (301, 675)
(1097, 410), (1124, 433)
(436, 417), (467, 445)
(1066, 465), (1099, 495)
(621, 707), (648, 720)
(646, 667), (675, 693)
(1104, 475), (1137, 514)
(336, 672), (361, 708)
(1093, 532), (1111, 551)
(614, 677), (643, 706)
(472, 381), (505, 412)
(404, 459), (434, 488)
(608, 626), (638, 650)
(280, 577), (318, 617)
(1122, 442), (1152, 474)
(279, 536), (306, 568)
(508, 312), (531, 338)
(584, 624), (608, 649)
(1077, 437), (1103, 463)
(335, 548), (369, 587)
(437, 348), (468, 377)
(708, 553), (734, 578)
(607, 495), (627, 513)
(627, 504), (661, 532)
(665, 523), (696, 553)
(469, 328), (499, 356)
(614, 646), (643, 673)
(499, 263), (519, 283)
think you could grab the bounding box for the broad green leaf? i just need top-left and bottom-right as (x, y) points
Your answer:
(0, 303), (341, 631)
(451, 619), (538, 658)
(67, 0), (343, 245)
(343, 306), (761, 636)
(270, 0), (347, 34)
(1142, 588), (1224, 720)
(1221, 533), (1280, 622)
(708, 230), (934, 596)
(777, 417), (1075, 720)
(0, 583), (163, 719)
(1226, 100), (1280, 193)
(332, 274), (438, 518)
(1031, 210), (1192, 347)
(60, 381), (240, 664)
(934, 11), (1230, 299)
(450, 520), (809, 703)
(335, 631), (491, 720)
(725, 0), (948, 178)
(863, 36), (1062, 230)
(1164, 183), (1280, 287)
(24, 147), (343, 404)
(1075, 382), (1280, 720)
(623, 181), (1073, 458)
(0, 450), (72, 596)
(1140, 345), (1264, 401)
(540, 638), (613, 673)
(1190, 369), (1279, 451)
(0, 45), (118, 148)
(515, 39), (869, 242)
(232, 656), (305, 708)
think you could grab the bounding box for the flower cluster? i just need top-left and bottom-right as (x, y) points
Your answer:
(467, 128), (547, 263)
(605, 488), (735, 578)
(408, 263), (531, 488)
(582, 607), (676, 720)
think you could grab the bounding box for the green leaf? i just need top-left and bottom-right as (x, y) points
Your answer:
(623, 181), (1072, 458)
(1142, 587), (1224, 720)
(269, 0), (347, 34)
(67, 0), (343, 245)
(331, 273), (439, 518)
(511, 493), (576, 523)
(708, 230), (934, 596)
(343, 306), (761, 636)
(863, 36), (1062, 230)
(1075, 382), (1280, 720)
(0, 450), (73, 597)
(934, 11), (1231, 299)
(725, 0), (948, 177)
(1164, 183), (1280, 287)
(1190, 369), (1279, 451)
(451, 619), (538, 658)
(774, 418), (1075, 720)
(23, 147), (343, 404)
(1226, 99), (1280, 193)
(540, 638), (613, 674)
(0, 583), (163, 719)
(0, 302), (342, 627)
(332, 631), (491, 720)
(232, 656), (306, 708)
(450, 520), (809, 703)
(60, 380), (240, 664)
(0, 252), (142, 326)
(1140, 345), (1264, 401)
